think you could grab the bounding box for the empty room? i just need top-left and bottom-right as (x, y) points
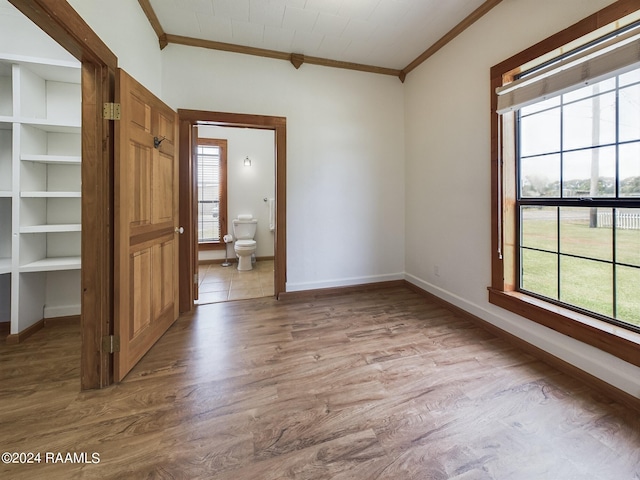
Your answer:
(1, 0), (639, 478)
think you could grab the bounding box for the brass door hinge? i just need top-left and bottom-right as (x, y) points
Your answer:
(103, 102), (121, 120)
(102, 335), (120, 353)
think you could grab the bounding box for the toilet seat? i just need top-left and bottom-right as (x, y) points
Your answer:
(235, 240), (256, 248)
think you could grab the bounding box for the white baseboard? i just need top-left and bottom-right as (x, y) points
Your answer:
(286, 272), (405, 292)
(405, 273), (640, 400)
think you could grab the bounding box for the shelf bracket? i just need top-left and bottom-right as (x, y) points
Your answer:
(103, 102), (121, 120)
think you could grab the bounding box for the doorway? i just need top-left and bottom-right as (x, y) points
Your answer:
(178, 110), (287, 314)
(195, 126), (276, 304)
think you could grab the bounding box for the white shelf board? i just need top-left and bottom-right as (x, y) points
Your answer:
(0, 53), (80, 74)
(20, 224), (81, 233)
(21, 191), (81, 198)
(18, 118), (80, 133)
(19, 256), (80, 272)
(16, 61), (80, 83)
(0, 258), (11, 274)
(0, 191), (11, 197)
(20, 154), (81, 164)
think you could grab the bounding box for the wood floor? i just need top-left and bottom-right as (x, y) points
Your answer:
(1, 286), (639, 479)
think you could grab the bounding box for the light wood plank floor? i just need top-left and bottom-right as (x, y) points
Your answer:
(1, 286), (639, 479)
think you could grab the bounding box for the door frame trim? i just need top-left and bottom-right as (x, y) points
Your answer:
(178, 109), (287, 311)
(9, 0), (117, 389)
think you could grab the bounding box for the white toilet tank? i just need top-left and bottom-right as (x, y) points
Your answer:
(232, 217), (257, 240)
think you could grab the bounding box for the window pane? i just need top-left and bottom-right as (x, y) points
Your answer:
(520, 108), (561, 156)
(619, 142), (640, 197)
(559, 207), (612, 261)
(619, 68), (640, 87)
(616, 265), (640, 327)
(520, 96), (560, 115)
(615, 209), (640, 267)
(520, 154), (560, 197)
(562, 146), (615, 198)
(619, 83), (640, 142)
(559, 256), (613, 317)
(521, 249), (558, 299)
(563, 78), (616, 103)
(521, 206), (557, 252)
(563, 91), (616, 150)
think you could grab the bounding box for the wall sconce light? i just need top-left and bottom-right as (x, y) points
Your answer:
(243, 156), (252, 167)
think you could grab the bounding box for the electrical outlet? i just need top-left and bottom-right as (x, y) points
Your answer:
(434, 265), (440, 277)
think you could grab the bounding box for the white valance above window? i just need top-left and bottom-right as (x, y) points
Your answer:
(496, 27), (640, 114)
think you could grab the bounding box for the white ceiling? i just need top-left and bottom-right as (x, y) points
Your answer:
(148, 0), (486, 70)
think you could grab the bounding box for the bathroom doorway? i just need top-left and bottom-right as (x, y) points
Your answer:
(195, 126), (275, 304)
(177, 110), (287, 313)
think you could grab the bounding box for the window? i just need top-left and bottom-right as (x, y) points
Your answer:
(196, 138), (227, 249)
(517, 68), (640, 332)
(490, 1), (640, 367)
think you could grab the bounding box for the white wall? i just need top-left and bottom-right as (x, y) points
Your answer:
(162, 46), (406, 291)
(0, 1), (76, 62)
(67, 0), (162, 96)
(198, 125), (275, 261)
(404, 0), (640, 399)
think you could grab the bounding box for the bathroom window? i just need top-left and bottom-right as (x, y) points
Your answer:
(196, 138), (227, 249)
(490, 2), (640, 369)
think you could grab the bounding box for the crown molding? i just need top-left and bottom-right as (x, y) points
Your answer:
(138, 0), (167, 49)
(164, 34), (403, 79)
(402, 0), (504, 76)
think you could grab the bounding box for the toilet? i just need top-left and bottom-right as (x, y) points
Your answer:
(232, 215), (257, 271)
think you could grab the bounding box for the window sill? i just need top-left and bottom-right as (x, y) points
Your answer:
(488, 288), (640, 368)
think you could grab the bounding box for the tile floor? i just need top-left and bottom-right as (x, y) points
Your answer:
(196, 259), (274, 305)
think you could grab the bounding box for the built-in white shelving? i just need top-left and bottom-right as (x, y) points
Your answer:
(0, 273), (9, 324)
(0, 258), (10, 275)
(20, 256), (81, 273)
(21, 192), (81, 198)
(0, 192), (11, 281)
(0, 61), (11, 118)
(19, 224), (81, 233)
(21, 154), (81, 164)
(0, 55), (81, 335)
(0, 63), (12, 325)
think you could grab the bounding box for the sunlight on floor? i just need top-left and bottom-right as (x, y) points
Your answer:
(196, 260), (274, 305)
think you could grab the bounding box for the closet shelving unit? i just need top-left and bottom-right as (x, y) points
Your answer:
(0, 55), (81, 337)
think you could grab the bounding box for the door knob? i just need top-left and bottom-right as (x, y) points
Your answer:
(175, 226), (184, 234)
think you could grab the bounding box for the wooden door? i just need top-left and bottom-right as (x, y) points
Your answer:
(192, 125), (199, 301)
(114, 69), (180, 381)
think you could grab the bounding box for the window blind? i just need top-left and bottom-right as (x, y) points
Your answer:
(197, 145), (221, 242)
(496, 27), (640, 114)
(197, 147), (220, 203)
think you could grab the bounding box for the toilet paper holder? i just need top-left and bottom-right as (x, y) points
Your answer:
(221, 234), (233, 267)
